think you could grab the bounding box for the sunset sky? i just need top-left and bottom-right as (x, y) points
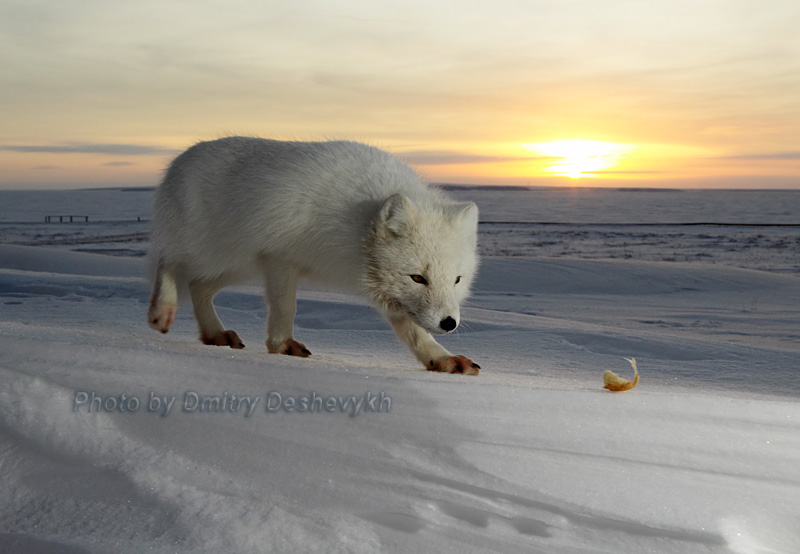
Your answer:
(1, 0), (799, 189)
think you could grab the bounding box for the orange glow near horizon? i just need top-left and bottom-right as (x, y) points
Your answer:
(523, 140), (636, 179)
(1, 136), (797, 190)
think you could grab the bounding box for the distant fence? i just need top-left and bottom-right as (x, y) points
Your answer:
(45, 215), (89, 223)
(44, 216), (146, 223)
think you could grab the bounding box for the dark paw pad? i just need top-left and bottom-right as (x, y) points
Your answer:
(269, 339), (311, 357)
(281, 339), (311, 357)
(201, 330), (245, 349)
(428, 355), (480, 376)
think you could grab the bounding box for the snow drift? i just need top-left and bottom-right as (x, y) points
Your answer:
(1, 243), (799, 553)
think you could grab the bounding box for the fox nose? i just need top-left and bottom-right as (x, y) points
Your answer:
(439, 316), (457, 332)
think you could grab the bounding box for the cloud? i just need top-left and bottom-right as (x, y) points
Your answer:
(591, 170), (668, 174)
(397, 150), (546, 165)
(102, 161), (135, 167)
(33, 165), (58, 170)
(1, 144), (180, 156)
(716, 151), (800, 160)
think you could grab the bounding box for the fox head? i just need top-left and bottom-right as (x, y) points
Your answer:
(365, 194), (479, 335)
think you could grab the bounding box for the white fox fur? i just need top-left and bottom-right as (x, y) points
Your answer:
(147, 137), (480, 375)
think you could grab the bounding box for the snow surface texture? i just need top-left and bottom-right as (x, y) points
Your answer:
(1, 187), (799, 553)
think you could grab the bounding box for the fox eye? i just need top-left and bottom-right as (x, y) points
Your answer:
(410, 274), (428, 285)
(455, 276), (461, 284)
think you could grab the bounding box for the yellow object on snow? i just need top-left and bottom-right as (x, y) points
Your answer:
(603, 357), (640, 392)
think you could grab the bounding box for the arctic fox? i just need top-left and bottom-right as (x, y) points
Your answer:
(147, 137), (480, 375)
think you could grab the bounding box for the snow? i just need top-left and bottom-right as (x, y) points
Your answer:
(1, 188), (800, 553)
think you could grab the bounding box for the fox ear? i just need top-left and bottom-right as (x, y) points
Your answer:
(378, 194), (415, 236)
(454, 202), (478, 230)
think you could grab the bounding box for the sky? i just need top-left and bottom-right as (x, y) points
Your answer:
(1, 0), (799, 190)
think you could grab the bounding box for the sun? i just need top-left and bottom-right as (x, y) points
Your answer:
(523, 139), (635, 178)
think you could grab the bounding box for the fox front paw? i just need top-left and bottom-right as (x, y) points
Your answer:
(201, 330), (245, 349)
(428, 355), (481, 376)
(268, 339), (311, 357)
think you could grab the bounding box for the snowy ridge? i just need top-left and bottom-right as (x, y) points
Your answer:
(1, 245), (799, 553)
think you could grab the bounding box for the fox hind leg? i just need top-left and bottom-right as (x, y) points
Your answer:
(189, 277), (245, 349)
(148, 262), (179, 333)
